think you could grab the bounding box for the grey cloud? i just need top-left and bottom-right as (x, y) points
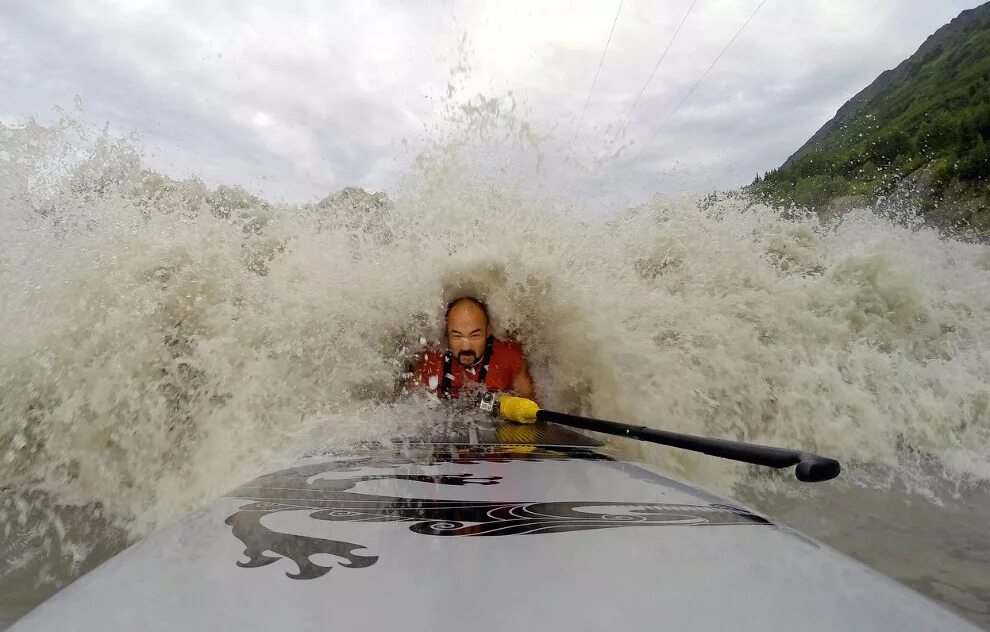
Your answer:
(2, 0), (435, 201)
(2, 0), (986, 209)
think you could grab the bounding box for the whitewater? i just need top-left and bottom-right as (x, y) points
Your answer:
(1, 110), (989, 627)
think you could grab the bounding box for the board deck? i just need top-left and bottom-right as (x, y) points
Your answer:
(11, 423), (978, 631)
(393, 420), (603, 447)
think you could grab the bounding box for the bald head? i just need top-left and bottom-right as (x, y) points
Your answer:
(445, 297), (491, 367)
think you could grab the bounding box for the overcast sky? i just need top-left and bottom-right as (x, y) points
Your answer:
(1, 0), (985, 209)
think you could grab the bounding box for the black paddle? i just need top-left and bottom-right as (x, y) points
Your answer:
(534, 408), (841, 483)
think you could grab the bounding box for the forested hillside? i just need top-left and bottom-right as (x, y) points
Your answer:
(753, 3), (990, 233)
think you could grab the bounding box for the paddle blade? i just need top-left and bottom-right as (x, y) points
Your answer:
(795, 456), (841, 482)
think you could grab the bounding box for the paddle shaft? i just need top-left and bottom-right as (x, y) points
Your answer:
(536, 409), (840, 482)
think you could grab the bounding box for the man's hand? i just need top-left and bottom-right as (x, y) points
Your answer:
(499, 396), (540, 424)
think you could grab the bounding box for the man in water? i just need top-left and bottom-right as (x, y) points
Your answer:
(411, 297), (536, 400)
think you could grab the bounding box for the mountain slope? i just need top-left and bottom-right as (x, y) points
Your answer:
(754, 3), (990, 233)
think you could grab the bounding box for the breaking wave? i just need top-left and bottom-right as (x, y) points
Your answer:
(1, 106), (989, 602)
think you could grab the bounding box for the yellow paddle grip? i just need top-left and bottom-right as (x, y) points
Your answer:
(499, 396), (540, 424)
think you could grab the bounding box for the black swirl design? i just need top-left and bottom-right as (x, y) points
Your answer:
(224, 446), (770, 579)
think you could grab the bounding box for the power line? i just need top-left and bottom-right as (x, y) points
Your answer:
(630, 0), (766, 163)
(602, 0), (698, 158)
(626, 0), (699, 119)
(566, 0), (624, 159)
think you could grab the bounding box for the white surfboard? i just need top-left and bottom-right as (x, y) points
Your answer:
(11, 422), (978, 631)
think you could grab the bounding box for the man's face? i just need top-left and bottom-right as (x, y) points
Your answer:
(446, 301), (490, 367)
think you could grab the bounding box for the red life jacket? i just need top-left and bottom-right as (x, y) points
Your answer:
(416, 337), (524, 398)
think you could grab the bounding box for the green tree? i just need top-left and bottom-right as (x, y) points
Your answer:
(931, 158), (956, 190)
(959, 136), (990, 181)
(867, 131), (915, 167)
(793, 174), (849, 207)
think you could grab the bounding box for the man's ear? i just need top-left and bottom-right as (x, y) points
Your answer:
(486, 324), (493, 336)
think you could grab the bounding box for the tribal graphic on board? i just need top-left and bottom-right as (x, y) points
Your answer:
(224, 447), (771, 580)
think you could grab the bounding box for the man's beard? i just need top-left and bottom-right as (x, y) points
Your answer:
(456, 350), (480, 367)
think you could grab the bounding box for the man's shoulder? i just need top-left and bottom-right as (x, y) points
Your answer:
(492, 337), (526, 359)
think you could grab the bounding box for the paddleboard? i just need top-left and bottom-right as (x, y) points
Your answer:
(10, 421), (978, 630)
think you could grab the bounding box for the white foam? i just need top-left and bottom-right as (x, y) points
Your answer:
(1, 107), (988, 553)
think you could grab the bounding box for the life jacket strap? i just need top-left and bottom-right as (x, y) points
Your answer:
(440, 350), (454, 398)
(439, 336), (495, 398)
(477, 335), (494, 383)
